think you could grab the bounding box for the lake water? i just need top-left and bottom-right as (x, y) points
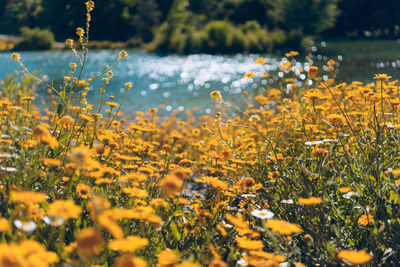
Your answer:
(1, 40), (400, 116)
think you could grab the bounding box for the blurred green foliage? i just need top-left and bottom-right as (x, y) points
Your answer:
(14, 27), (55, 51)
(1, 0), (399, 52)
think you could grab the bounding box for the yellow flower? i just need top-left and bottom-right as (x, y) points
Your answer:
(157, 250), (179, 267)
(196, 176), (228, 191)
(241, 177), (255, 189)
(97, 212), (124, 239)
(21, 96), (35, 101)
(171, 167), (188, 181)
(255, 58), (266, 64)
(358, 213), (374, 226)
(249, 251), (286, 262)
(77, 80), (89, 87)
(32, 124), (59, 149)
(107, 70), (113, 78)
(192, 128), (201, 136)
(11, 53), (21, 62)
(108, 236), (149, 252)
(21, 139), (37, 148)
(159, 175), (183, 197)
(374, 74), (391, 82)
(176, 261), (202, 267)
(65, 39), (74, 48)
(244, 71), (254, 79)
(75, 228), (104, 258)
(10, 191), (47, 204)
(220, 148), (232, 160)
(76, 184), (91, 199)
(0, 218), (10, 232)
(210, 90), (223, 103)
(265, 219), (302, 235)
(80, 114), (94, 122)
(90, 113), (103, 120)
(19, 240), (59, 265)
(58, 115), (75, 128)
(208, 259), (228, 267)
(106, 101), (119, 108)
(76, 27), (85, 37)
(337, 249), (372, 265)
(308, 66), (318, 79)
(47, 200), (82, 219)
(122, 187), (148, 198)
(32, 124), (49, 140)
(120, 50), (128, 58)
(115, 255), (147, 267)
(338, 187), (352, 193)
(327, 59), (336, 66)
(125, 82), (133, 91)
(285, 51), (299, 57)
(298, 197), (323, 205)
(43, 158), (61, 167)
(85, 0), (95, 12)
(235, 236), (264, 250)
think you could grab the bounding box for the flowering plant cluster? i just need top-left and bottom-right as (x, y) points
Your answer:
(0, 1), (399, 266)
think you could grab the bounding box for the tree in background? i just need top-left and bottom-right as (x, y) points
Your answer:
(0, 0), (41, 35)
(268, 0), (339, 36)
(329, 0), (400, 37)
(38, 0), (85, 41)
(131, 0), (161, 42)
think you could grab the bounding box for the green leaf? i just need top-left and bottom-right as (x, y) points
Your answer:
(389, 191), (400, 204)
(170, 221), (181, 241)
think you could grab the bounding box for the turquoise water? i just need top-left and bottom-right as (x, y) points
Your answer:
(1, 42), (400, 115)
(0, 49), (284, 115)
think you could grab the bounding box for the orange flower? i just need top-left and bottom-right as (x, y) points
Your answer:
(298, 197), (323, 205)
(374, 74), (391, 82)
(308, 66), (318, 79)
(58, 115), (74, 128)
(235, 236), (264, 250)
(108, 236), (149, 252)
(10, 191), (47, 204)
(115, 255), (147, 267)
(265, 219), (302, 235)
(0, 218), (10, 232)
(157, 250), (179, 267)
(337, 249), (372, 265)
(47, 200), (82, 219)
(208, 259), (228, 267)
(255, 58), (266, 64)
(32, 124), (59, 149)
(285, 51), (299, 57)
(159, 175), (183, 197)
(76, 184), (91, 199)
(75, 228), (104, 258)
(358, 213), (374, 226)
(244, 71), (254, 79)
(43, 158), (61, 167)
(338, 187), (352, 193)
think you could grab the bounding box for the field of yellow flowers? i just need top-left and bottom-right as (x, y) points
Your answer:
(0, 2), (400, 266)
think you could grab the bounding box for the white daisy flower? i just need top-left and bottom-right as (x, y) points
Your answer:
(43, 216), (64, 227)
(237, 258), (248, 266)
(305, 141), (323, 146)
(343, 191), (360, 199)
(14, 220), (36, 232)
(251, 209), (274, 219)
(1, 167), (17, 172)
(281, 199), (294, 204)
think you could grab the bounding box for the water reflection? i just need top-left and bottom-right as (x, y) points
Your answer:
(1, 44), (400, 116)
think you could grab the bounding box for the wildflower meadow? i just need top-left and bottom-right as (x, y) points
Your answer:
(0, 1), (399, 266)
